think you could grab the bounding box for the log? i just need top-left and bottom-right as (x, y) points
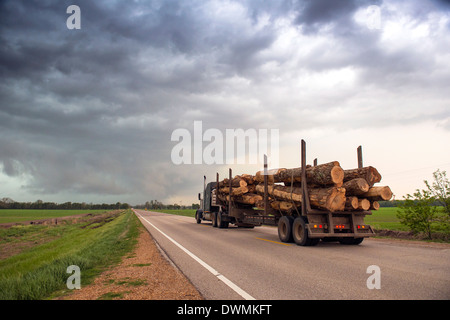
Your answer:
(218, 186), (249, 196)
(345, 197), (359, 210)
(255, 184), (302, 202)
(357, 199), (370, 211)
(254, 199), (293, 212)
(246, 184), (256, 193)
(360, 186), (393, 201)
(240, 174), (255, 185)
(227, 193), (262, 205)
(302, 162), (344, 187)
(270, 201), (295, 212)
(342, 178), (369, 196)
(218, 176), (247, 188)
(254, 168), (285, 184)
(343, 166), (381, 187)
(309, 186), (346, 212)
(254, 199), (265, 209)
(255, 161), (344, 187)
(255, 184), (346, 212)
(370, 201), (380, 211)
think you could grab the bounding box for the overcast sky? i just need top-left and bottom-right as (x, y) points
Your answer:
(1, 0), (450, 205)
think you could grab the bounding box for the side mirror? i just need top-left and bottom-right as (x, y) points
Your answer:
(198, 193), (202, 201)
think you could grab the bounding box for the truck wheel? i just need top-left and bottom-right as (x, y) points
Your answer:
(278, 216), (294, 243)
(292, 216), (320, 246)
(195, 210), (202, 224)
(211, 212), (217, 228)
(212, 212), (218, 227)
(218, 212), (229, 229)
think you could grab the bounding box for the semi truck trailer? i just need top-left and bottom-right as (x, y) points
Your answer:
(195, 140), (377, 246)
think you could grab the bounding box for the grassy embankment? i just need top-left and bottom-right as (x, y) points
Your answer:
(0, 209), (141, 300)
(364, 207), (407, 231)
(0, 209), (109, 224)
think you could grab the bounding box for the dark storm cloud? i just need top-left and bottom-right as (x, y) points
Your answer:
(0, 0), (449, 203)
(0, 0), (227, 201)
(295, 0), (362, 30)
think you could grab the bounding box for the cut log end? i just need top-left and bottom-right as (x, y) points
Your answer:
(323, 187), (346, 212)
(362, 186), (393, 201)
(342, 178), (370, 196)
(343, 166), (382, 187)
(345, 197), (359, 210)
(370, 201), (380, 211)
(358, 199), (370, 211)
(330, 166), (345, 186)
(330, 192), (346, 212)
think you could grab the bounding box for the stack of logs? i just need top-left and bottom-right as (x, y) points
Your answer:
(216, 161), (392, 214)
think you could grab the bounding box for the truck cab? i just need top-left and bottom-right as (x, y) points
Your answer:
(196, 181), (221, 225)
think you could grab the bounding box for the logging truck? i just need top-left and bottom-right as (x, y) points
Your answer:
(194, 140), (391, 246)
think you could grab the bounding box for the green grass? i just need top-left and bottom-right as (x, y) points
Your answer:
(0, 209), (108, 224)
(364, 207), (408, 231)
(97, 292), (127, 300)
(151, 209), (196, 218)
(365, 207), (449, 232)
(0, 223), (68, 250)
(0, 209), (141, 300)
(132, 263), (152, 267)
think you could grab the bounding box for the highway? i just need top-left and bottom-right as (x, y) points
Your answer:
(133, 209), (450, 300)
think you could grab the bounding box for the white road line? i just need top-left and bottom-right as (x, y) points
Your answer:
(134, 210), (255, 300)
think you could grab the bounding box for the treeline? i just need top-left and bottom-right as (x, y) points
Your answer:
(378, 200), (444, 207)
(0, 197), (200, 211)
(0, 198), (442, 211)
(0, 198), (130, 210)
(133, 200), (200, 210)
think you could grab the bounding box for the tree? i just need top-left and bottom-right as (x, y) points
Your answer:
(397, 169), (450, 239)
(397, 189), (438, 239)
(424, 169), (450, 215)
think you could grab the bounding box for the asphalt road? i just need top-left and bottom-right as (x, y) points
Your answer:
(133, 209), (450, 300)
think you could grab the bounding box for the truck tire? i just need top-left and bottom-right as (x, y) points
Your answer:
(217, 211), (229, 229)
(292, 216), (319, 246)
(212, 212), (218, 227)
(195, 210), (203, 224)
(278, 216), (294, 243)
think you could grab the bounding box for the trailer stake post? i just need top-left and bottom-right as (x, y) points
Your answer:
(357, 145), (363, 169)
(228, 168), (232, 216)
(264, 154), (268, 216)
(301, 140), (313, 215)
(216, 173), (219, 205)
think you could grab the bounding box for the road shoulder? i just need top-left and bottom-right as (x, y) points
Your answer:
(61, 222), (203, 300)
